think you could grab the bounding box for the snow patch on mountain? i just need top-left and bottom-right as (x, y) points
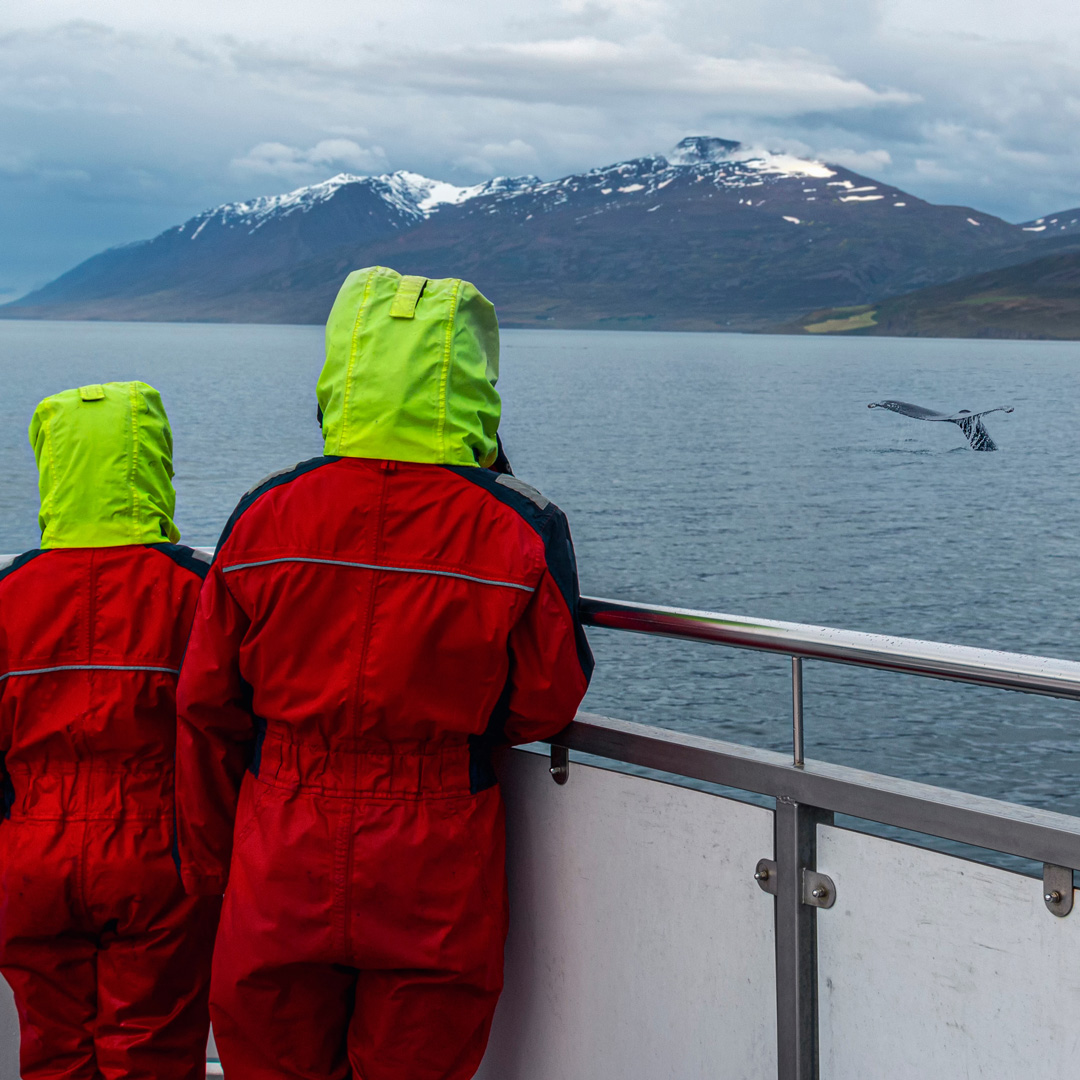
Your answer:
(182, 169), (534, 240)
(1021, 210), (1080, 235)
(734, 152), (836, 180)
(665, 136), (835, 179)
(205, 173), (365, 229)
(386, 172), (485, 214)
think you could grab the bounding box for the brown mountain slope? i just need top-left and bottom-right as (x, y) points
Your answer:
(786, 249), (1080, 339)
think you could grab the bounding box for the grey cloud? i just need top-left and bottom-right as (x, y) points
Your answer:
(231, 139), (389, 181)
(1, 4), (1080, 296)
(233, 33), (913, 115)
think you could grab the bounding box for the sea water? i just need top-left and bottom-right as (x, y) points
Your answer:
(2, 319), (1080, 831)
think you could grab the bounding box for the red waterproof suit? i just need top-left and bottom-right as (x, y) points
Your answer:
(176, 456), (593, 1079)
(0, 544), (220, 1079)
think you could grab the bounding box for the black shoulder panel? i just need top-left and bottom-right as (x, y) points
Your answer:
(0, 549), (45, 587)
(147, 543), (213, 580)
(444, 465), (594, 682)
(537, 505), (595, 683)
(443, 463), (554, 535)
(214, 456), (341, 560)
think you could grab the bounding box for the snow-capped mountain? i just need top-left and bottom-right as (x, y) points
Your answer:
(178, 170), (540, 240)
(171, 136), (843, 246)
(4, 137), (1072, 329)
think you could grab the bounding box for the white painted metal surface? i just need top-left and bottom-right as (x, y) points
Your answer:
(475, 749), (778, 1080)
(817, 825), (1080, 1079)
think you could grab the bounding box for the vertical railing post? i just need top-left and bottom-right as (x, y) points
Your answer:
(774, 797), (831, 1080)
(792, 657), (804, 768)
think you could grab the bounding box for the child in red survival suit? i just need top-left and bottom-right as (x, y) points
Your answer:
(175, 268), (594, 1080)
(0, 382), (220, 1079)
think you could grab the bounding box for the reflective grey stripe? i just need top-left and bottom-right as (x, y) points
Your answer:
(0, 664), (179, 684)
(496, 473), (550, 510)
(221, 556), (534, 593)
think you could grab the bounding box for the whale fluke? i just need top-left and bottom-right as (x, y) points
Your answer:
(868, 400), (1014, 451)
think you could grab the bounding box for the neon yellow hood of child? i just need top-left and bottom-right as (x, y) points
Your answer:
(29, 381), (180, 548)
(318, 266), (501, 467)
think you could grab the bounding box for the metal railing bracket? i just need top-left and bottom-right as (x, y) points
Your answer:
(549, 744), (570, 785)
(802, 869), (836, 909)
(755, 858), (778, 896)
(1043, 863), (1074, 917)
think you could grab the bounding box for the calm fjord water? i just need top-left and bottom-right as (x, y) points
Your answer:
(3, 319), (1080, 826)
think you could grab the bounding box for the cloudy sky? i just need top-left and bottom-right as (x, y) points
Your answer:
(2, 0), (1079, 300)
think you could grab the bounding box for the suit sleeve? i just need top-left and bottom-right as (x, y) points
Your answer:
(175, 561), (255, 895)
(502, 508), (594, 745)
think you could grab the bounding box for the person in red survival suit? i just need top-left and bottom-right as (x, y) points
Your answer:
(0, 382), (221, 1079)
(175, 267), (594, 1080)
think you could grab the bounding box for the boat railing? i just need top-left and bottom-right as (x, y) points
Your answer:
(487, 594), (1080, 1080)
(580, 594), (1080, 765)
(3, 559), (1080, 1079)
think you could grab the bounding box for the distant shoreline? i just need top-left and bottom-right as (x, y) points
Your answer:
(3, 312), (1080, 342)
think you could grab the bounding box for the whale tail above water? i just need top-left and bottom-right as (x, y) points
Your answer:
(868, 400), (1014, 451)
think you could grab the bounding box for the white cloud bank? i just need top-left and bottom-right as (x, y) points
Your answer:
(231, 139), (388, 181)
(343, 35), (916, 112)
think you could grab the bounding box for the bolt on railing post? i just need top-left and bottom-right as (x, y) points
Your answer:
(792, 656), (805, 768)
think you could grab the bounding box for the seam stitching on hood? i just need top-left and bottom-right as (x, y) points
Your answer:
(127, 383), (140, 543)
(436, 279), (462, 462)
(44, 405), (57, 537)
(338, 269), (377, 456)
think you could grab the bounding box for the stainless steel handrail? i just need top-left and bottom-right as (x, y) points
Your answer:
(580, 595), (1080, 702)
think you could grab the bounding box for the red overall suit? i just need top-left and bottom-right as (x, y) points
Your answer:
(175, 260), (592, 1080)
(0, 544), (220, 1079)
(176, 457), (592, 1079)
(0, 381), (220, 1079)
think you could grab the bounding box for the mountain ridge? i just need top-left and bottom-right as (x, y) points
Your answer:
(2, 137), (1069, 331)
